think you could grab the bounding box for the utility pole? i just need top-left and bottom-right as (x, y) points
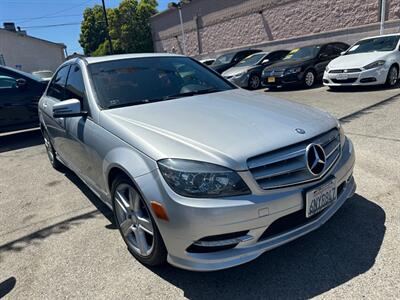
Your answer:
(168, 1), (190, 55)
(380, 0), (386, 35)
(101, 0), (113, 55)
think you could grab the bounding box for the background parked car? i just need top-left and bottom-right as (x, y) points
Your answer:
(211, 49), (262, 74)
(0, 65), (47, 133)
(199, 58), (215, 66)
(32, 70), (54, 82)
(222, 50), (289, 89)
(324, 34), (400, 89)
(262, 42), (349, 89)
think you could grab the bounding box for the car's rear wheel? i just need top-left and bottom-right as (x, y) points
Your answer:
(112, 175), (167, 266)
(42, 129), (62, 170)
(303, 70), (315, 88)
(248, 74), (261, 90)
(385, 65), (398, 87)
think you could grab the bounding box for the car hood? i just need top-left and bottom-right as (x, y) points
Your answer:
(328, 52), (390, 69)
(264, 59), (310, 71)
(222, 66), (254, 77)
(100, 89), (338, 170)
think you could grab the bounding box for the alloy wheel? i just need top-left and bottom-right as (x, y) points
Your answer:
(389, 67), (398, 86)
(305, 71), (315, 87)
(43, 131), (54, 164)
(249, 75), (260, 89)
(114, 183), (154, 257)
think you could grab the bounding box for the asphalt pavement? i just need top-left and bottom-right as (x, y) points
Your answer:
(0, 84), (399, 299)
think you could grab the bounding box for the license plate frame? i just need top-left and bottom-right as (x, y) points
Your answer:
(305, 179), (337, 218)
(336, 73), (349, 80)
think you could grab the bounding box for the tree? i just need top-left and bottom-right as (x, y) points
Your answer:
(79, 0), (158, 56)
(79, 5), (107, 55)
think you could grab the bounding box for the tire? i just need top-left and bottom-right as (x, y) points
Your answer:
(112, 175), (167, 267)
(42, 129), (62, 170)
(303, 70), (316, 88)
(248, 74), (261, 90)
(385, 65), (398, 87)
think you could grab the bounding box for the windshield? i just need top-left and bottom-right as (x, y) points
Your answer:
(33, 71), (53, 78)
(88, 57), (235, 109)
(236, 53), (266, 67)
(212, 53), (235, 66)
(283, 46), (320, 60)
(346, 36), (400, 54)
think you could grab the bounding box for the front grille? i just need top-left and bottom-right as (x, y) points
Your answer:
(329, 68), (362, 73)
(332, 78), (357, 84)
(247, 129), (340, 190)
(263, 70), (284, 77)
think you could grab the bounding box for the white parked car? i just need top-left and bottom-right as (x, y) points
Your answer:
(323, 34), (400, 88)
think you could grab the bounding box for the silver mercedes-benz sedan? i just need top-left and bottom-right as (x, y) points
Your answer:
(38, 53), (355, 271)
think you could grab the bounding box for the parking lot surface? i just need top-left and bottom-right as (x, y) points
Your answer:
(1, 85), (399, 299)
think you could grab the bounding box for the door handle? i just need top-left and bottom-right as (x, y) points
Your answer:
(42, 102), (47, 108)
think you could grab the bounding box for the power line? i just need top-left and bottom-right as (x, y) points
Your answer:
(17, 0), (95, 24)
(0, 14), (83, 23)
(21, 22), (81, 29)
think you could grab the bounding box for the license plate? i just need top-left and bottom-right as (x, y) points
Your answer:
(306, 179), (337, 218)
(336, 74), (348, 80)
(268, 77), (276, 83)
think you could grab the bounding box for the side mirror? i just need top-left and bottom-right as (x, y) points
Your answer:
(319, 53), (329, 59)
(261, 59), (270, 64)
(16, 78), (27, 88)
(340, 51), (346, 56)
(53, 99), (87, 118)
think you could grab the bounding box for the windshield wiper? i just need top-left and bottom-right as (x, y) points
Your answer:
(163, 87), (223, 100)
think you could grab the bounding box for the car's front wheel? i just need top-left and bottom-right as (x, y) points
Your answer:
(248, 74), (261, 90)
(42, 129), (62, 170)
(385, 65), (398, 87)
(112, 175), (167, 266)
(303, 70), (315, 88)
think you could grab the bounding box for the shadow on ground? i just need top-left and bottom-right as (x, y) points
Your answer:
(0, 129), (43, 153)
(150, 194), (385, 299)
(0, 168), (115, 259)
(0, 276), (16, 298)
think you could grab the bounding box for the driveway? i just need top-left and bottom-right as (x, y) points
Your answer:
(0, 85), (399, 299)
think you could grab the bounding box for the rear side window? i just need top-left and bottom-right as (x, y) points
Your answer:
(65, 65), (89, 112)
(47, 65), (70, 100)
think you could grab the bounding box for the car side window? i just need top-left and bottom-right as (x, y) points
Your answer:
(65, 64), (89, 112)
(47, 65), (70, 100)
(0, 75), (17, 89)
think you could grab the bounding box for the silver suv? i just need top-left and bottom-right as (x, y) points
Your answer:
(38, 54), (356, 271)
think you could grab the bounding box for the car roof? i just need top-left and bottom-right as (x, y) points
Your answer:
(81, 53), (184, 65)
(0, 65), (44, 82)
(358, 33), (400, 41)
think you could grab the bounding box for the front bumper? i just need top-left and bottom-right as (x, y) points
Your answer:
(261, 72), (303, 87)
(224, 74), (249, 88)
(135, 138), (356, 271)
(323, 66), (389, 86)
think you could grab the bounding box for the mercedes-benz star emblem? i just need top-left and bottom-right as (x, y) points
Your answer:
(305, 144), (326, 176)
(295, 128), (306, 134)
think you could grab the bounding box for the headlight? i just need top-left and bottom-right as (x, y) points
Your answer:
(325, 65), (330, 72)
(284, 67), (302, 75)
(363, 60), (386, 70)
(234, 72), (246, 78)
(158, 159), (250, 198)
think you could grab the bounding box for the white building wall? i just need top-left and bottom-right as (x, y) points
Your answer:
(0, 29), (65, 72)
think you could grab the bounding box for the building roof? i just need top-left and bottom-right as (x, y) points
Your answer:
(0, 28), (66, 49)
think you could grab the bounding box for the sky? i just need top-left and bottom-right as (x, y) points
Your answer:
(0, 0), (170, 54)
